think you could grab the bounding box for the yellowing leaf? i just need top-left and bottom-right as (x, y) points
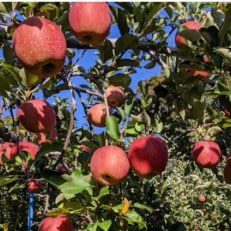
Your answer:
(121, 197), (130, 215)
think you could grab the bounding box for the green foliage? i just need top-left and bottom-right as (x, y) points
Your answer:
(1, 1), (231, 231)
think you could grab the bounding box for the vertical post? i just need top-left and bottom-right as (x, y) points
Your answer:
(27, 192), (34, 231)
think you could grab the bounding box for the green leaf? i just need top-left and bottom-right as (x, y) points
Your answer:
(109, 74), (131, 88)
(97, 220), (112, 231)
(59, 169), (93, 200)
(191, 101), (206, 120)
(0, 176), (18, 186)
(40, 3), (59, 21)
(125, 125), (138, 135)
(115, 34), (138, 55)
(0, 61), (20, 90)
(99, 39), (113, 62)
(116, 59), (140, 67)
(133, 202), (153, 213)
(0, 2), (12, 13)
(111, 7), (130, 35)
(178, 28), (201, 42)
(114, 2), (134, 14)
(106, 115), (121, 141)
(124, 210), (147, 230)
(41, 169), (66, 186)
(135, 122), (145, 132)
(93, 186), (109, 201)
(116, 107), (127, 122)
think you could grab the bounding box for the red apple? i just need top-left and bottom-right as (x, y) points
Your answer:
(38, 214), (74, 231)
(68, 2), (111, 45)
(224, 163), (231, 184)
(175, 20), (201, 46)
(0, 142), (16, 164)
(105, 85), (125, 108)
(186, 56), (209, 78)
(90, 145), (130, 186)
(186, 70), (209, 78)
(221, 107), (231, 117)
(226, 155), (231, 165)
(12, 17), (66, 78)
(0, 141), (39, 164)
(198, 194), (206, 202)
(224, 165), (231, 184)
(87, 103), (111, 127)
(224, 155), (231, 184)
(192, 140), (221, 168)
(27, 179), (41, 192)
(128, 136), (168, 177)
(16, 141), (40, 159)
(17, 99), (57, 144)
(80, 144), (92, 154)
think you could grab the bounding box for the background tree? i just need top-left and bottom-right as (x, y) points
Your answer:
(1, 2), (231, 230)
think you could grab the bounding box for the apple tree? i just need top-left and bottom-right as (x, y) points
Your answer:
(1, 2), (231, 230)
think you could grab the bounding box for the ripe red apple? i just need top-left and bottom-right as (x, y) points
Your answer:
(38, 214), (74, 231)
(0, 141), (39, 164)
(68, 2), (111, 45)
(192, 140), (221, 168)
(128, 136), (168, 177)
(27, 179), (41, 192)
(16, 141), (40, 159)
(80, 144), (92, 154)
(175, 20), (201, 46)
(17, 99), (57, 143)
(198, 194), (206, 202)
(12, 17), (66, 78)
(224, 163), (231, 184)
(105, 85), (125, 108)
(87, 103), (111, 127)
(186, 56), (209, 78)
(90, 145), (130, 186)
(221, 107), (231, 117)
(186, 70), (209, 78)
(0, 142), (16, 164)
(224, 155), (231, 184)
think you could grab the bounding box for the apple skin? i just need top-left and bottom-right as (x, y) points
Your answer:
(186, 56), (209, 78)
(221, 107), (231, 117)
(90, 145), (130, 186)
(175, 20), (201, 46)
(27, 179), (41, 192)
(38, 214), (74, 231)
(192, 141), (221, 168)
(17, 99), (57, 143)
(224, 155), (231, 184)
(105, 85), (125, 108)
(12, 17), (66, 78)
(68, 2), (111, 45)
(87, 103), (112, 127)
(198, 194), (206, 202)
(186, 70), (209, 78)
(128, 136), (168, 177)
(0, 141), (39, 164)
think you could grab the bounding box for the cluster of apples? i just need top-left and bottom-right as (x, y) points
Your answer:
(90, 135), (169, 186)
(87, 85), (125, 127)
(12, 2), (111, 79)
(175, 20), (209, 78)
